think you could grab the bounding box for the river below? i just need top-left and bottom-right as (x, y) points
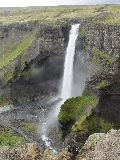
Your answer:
(0, 96), (61, 151)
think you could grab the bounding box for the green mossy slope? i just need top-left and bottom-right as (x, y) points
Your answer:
(0, 125), (26, 147)
(58, 95), (97, 125)
(0, 31), (36, 69)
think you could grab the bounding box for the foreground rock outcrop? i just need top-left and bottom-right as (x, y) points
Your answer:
(0, 129), (120, 160)
(76, 129), (120, 160)
(0, 142), (73, 160)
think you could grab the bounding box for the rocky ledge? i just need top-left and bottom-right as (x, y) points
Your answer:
(76, 129), (120, 160)
(0, 129), (119, 160)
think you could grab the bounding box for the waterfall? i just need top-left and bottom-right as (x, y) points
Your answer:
(61, 24), (80, 100)
(41, 24), (80, 150)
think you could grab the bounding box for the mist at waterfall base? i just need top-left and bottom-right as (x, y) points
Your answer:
(40, 24), (87, 149)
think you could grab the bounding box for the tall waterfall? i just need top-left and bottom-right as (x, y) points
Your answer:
(41, 24), (80, 150)
(61, 24), (80, 100)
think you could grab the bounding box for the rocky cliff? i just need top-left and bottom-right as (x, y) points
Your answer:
(0, 21), (71, 104)
(0, 129), (119, 160)
(77, 22), (120, 128)
(57, 21), (120, 154)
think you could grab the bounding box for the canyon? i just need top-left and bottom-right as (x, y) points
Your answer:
(0, 4), (120, 159)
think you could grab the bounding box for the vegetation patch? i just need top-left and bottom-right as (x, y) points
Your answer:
(71, 97), (98, 134)
(95, 80), (109, 90)
(20, 67), (38, 78)
(0, 95), (9, 105)
(91, 49), (115, 64)
(87, 46), (116, 73)
(80, 27), (86, 37)
(0, 125), (26, 147)
(58, 133), (63, 141)
(20, 121), (38, 136)
(75, 115), (99, 135)
(99, 118), (114, 132)
(0, 5), (119, 24)
(0, 31), (36, 68)
(58, 95), (97, 125)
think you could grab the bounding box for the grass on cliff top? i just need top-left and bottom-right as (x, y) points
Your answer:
(0, 4), (120, 24)
(0, 125), (26, 147)
(0, 31), (36, 68)
(97, 5), (120, 24)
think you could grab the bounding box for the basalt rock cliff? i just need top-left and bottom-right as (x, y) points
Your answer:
(0, 21), (71, 104)
(57, 21), (120, 153)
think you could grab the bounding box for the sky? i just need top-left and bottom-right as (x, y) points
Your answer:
(0, 0), (119, 7)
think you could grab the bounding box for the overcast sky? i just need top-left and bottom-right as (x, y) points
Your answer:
(0, 0), (119, 7)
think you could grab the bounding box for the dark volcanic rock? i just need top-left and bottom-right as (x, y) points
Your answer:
(0, 22), (71, 103)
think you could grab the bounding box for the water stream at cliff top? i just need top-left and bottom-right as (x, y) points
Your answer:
(41, 24), (80, 150)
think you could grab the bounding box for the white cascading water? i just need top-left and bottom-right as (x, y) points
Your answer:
(41, 24), (80, 150)
(61, 24), (80, 100)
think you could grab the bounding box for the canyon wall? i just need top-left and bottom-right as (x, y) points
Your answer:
(0, 21), (71, 104)
(57, 22), (120, 153)
(77, 22), (120, 128)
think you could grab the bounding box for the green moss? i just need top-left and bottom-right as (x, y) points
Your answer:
(92, 56), (102, 69)
(58, 95), (97, 125)
(20, 122), (38, 136)
(72, 98), (98, 134)
(0, 125), (26, 147)
(2, 55), (23, 84)
(80, 115), (99, 134)
(91, 49), (115, 64)
(2, 68), (15, 84)
(80, 28), (86, 37)
(100, 118), (114, 132)
(0, 135), (26, 147)
(0, 95), (8, 105)
(0, 31), (36, 68)
(95, 80), (109, 89)
(87, 46), (116, 73)
(20, 67), (38, 77)
(58, 133), (63, 141)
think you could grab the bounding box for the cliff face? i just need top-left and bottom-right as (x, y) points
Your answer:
(78, 23), (120, 128)
(77, 23), (119, 76)
(57, 22), (120, 153)
(0, 22), (71, 104)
